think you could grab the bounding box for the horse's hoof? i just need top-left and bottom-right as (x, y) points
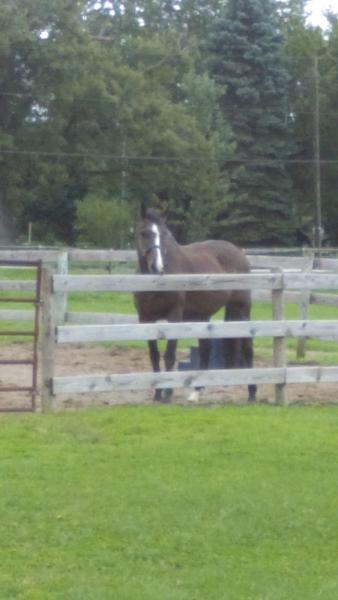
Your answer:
(248, 385), (257, 403)
(153, 389), (162, 402)
(187, 390), (200, 403)
(153, 389), (172, 403)
(162, 397), (172, 404)
(162, 389), (173, 404)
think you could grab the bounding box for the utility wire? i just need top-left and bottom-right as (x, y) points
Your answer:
(0, 148), (338, 164)
(2, 93), (338, 118)
(1, 92), (337, 117)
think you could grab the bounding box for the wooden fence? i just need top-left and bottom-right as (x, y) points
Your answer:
(2, 248), (338, 410)
(37, 268), (338, 410)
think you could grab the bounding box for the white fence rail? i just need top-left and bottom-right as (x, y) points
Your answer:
(53, 272), (282, 292)
(56, 319), (338, 345)
(52, 271), (338, 292)
(53, 366), (338, 396)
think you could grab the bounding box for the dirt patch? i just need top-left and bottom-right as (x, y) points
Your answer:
(1, 343), (337, 411)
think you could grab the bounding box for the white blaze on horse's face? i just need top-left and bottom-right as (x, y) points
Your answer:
(150, 223), (164, 274)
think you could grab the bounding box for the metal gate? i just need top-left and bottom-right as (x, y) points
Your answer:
(0, 260), (42, 412)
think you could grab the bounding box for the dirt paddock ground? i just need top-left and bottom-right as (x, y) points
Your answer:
(1, 342), (338, 411)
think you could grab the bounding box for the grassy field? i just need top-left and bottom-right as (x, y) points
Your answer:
(0, 405), (338, 599)
(2, 267), (338, 598)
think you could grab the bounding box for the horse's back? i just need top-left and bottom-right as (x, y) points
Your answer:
(181, 240), (250, 274)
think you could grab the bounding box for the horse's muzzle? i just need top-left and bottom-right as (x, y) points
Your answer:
(149, 262), (164, 275)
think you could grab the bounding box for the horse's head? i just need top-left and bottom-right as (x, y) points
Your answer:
(136, 206), (166, 274)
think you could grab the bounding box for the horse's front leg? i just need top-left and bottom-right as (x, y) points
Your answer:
(148, 340), (162, 402)
(162, 339), (178, 403)
(161, 303), (184, 403)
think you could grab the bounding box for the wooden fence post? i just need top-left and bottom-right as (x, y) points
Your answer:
(296, 248), (314, 359)
(272, 269), (287, 405)
(40, 267), (56, 411)
(53, 251), (68, 324)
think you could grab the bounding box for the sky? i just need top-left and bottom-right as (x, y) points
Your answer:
(306, 0), (336, 28)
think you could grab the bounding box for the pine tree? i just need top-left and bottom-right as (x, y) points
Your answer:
(208, 0), (296, 245)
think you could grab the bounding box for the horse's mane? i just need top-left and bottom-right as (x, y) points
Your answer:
(143, 208), (164, 225)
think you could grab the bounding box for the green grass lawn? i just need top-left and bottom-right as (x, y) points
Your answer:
(0, 405), (338, 599)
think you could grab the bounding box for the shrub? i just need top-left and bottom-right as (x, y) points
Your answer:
(75, 195), (133, 248)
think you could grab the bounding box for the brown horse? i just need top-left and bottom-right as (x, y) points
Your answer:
(134, 207), (256, 403)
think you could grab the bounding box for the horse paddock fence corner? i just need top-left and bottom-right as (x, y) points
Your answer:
(36, 267), (338, 411)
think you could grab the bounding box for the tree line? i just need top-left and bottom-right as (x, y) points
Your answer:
(1, 0), (338, 247)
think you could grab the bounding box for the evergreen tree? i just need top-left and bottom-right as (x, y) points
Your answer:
(208, 0), (296, 245)
(317, 18), (338, 244)
(283, 16), (325, 245)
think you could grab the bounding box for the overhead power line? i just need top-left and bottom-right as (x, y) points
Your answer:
(2, 91), (337, 119)
(0, 148), (338, 164)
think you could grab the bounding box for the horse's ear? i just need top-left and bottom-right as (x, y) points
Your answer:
(140, 203), (147, 218)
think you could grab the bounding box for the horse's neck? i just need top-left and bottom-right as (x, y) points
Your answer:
(164, 230), (190, 272)
(137, 255), (148, 273)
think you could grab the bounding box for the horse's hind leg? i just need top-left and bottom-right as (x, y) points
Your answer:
(224, 297), (256, 402)
(223, 337), (256, 401)
(222, 337), (242, 368)
(148, 340), (162, 402)
(243, 337), (256, 402)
